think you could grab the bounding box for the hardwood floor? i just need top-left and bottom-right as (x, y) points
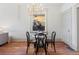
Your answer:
(0, 41), (79, 55)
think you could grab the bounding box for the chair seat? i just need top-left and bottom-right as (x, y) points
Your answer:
(46, 39), (51, 43)
(30, 39), (36, 43)
(37, 45), (45, 48)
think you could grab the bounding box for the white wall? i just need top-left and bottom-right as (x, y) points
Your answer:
(43, 4), (62, 40)
(61, 3), (76, 12)
(0, 4), (22, 40)
(76, 5), (79, 50)
(77, 7), (79, 50)
(0, 3), (62, 41)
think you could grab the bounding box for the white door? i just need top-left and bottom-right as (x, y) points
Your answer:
(63, 8), (72, 47)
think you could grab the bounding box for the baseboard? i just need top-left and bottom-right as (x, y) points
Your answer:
(9, 38), (26, 43)
(10, 38), (63, 43)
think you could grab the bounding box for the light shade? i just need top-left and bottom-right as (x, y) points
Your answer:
(28, 4), (45, 15)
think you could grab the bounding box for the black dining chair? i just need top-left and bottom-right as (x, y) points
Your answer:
(26, 32), (31, 54)
(51, 31), (56, 52)
(34, 33), (48, 55)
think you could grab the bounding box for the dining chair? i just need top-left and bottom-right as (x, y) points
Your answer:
(51, 31), (56, 52)
(34, 32), (48, 55)
(26, 31), (31, 54)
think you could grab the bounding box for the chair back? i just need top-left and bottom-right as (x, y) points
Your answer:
(51, 31), (56, 42)
(26, 32), (30, 42)
(35, 33), (47, 47)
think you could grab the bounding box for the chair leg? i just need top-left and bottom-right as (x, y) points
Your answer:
(26, 43), (30, 54)
(53, 42), (56, 53)
(44, 46), (47, 55)
(35, 46), (38, 55)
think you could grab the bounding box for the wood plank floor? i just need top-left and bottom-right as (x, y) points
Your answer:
(0, 41), (79, 55)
